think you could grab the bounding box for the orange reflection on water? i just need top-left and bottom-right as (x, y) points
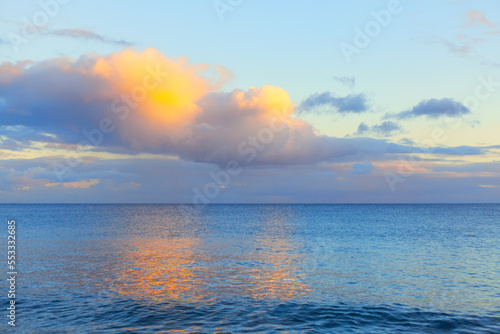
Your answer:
(101, 237), (210, 302)
(92, 206), (311, 303)
(96, 234), (309, 303)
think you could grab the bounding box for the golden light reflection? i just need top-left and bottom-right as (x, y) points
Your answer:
(92, 220), (309, 302)
(100, 237), (207, 302)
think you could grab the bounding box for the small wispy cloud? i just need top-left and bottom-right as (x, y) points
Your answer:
(461, 10), (495, 28)
(460, 11), (500, 36)
(421, 34), (475, 57)
(419, 10), (498, 59)
(298, 92), (369, 114)
(48, 28), (134, 47)
(0, 17), (17, 24)
(332, 75), (355, 89)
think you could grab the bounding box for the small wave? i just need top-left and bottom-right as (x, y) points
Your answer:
(17, 296), (500, 333)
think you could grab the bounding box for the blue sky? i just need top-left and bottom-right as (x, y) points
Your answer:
(0, 0), (499, 202)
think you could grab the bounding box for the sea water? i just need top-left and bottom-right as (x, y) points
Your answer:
(2, 204), (499, 333)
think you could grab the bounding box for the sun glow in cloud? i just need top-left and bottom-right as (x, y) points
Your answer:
(92, 48), (231, 128)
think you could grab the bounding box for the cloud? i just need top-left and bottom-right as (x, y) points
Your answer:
(0, 49), (488, 170)
(350, 161), (373, 175)
(332, 76), (355, 89)
(355, 121), (402, 137)
(432, 145), (483, 155)
(461, 11), (500, 36)
(461, 11), (495, 28)
(2, 155), (498, 203)
(46, 178), (100, 189)
(298, 92), (369, 114)
(478, 184), (499, 188)
(0, 125), (59, 147)
(48, 29), (134, 47)
(398, 137), (416, 146)
(390, 98), (470, 119)
(418, 10), (499, 60)
(356, 123), (369, 134)
(0, 17), (17, 24)
(420, 34), (475, 57)
(421, 11), (498, 59)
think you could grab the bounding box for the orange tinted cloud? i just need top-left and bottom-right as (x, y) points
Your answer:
(92, 48), (230, 128)
(46, 179), (100, 189)
(0, 49), (484, 167)
(462, 11), (495, 28)
(373, 161), (433, 175)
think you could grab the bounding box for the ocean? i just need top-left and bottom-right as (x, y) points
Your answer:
(2, 204), (499, 333)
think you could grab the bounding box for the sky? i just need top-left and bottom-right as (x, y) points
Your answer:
(0, 0), (499, 203)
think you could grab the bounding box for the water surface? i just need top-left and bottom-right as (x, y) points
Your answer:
(2, 204), (500, 333)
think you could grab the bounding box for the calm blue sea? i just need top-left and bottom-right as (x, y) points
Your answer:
(1, 204), (499, 333)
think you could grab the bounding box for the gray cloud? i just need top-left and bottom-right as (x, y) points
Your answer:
(1, 156), (498, 203)
(332, 75), (355, 89)
(390, 98), (470, 119)
(298, 92), (369, 114)
(0, 125), (58, 150)
(432, 145), (483, 155)
(355, 121), (402, 137)
(350, 161), (373, 175)
(48, 29), (134, 47)
(398, 137), (416, 146)
(422, 35), (475, 57)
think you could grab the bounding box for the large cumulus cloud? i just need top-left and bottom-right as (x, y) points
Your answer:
(0, 49), (486, 167)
